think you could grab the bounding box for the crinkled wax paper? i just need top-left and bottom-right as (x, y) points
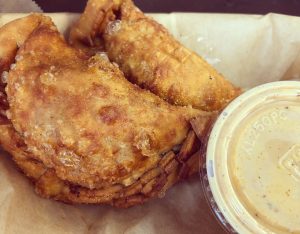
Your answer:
(1, 11), (300, 234)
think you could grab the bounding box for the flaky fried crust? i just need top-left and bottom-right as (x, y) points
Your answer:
(0, 123), (205, 207)
(0, 14), (45, 73)
(7, 20), (203, 189)
(69, 0), (241, 111)
(0, 14), (213, 207)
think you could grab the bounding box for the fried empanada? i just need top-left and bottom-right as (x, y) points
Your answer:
(70, 0), (240, 111)
(0, 14), (212, 207)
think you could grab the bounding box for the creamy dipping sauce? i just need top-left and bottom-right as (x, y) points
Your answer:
(206, 82), (300, 234)
(229, 101), (300, 233)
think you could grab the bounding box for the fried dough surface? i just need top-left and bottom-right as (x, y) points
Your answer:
(0, 14), (45, 72)
(0, 13), (217, 207)
(6, 17), (203, 189)
(0, 122), (204, 207)
(70, 0), (240, 111)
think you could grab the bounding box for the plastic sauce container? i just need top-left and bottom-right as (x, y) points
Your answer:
(202, 81), (300, 234)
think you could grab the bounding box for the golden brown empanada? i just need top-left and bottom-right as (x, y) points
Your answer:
(70, 0), (240, 111)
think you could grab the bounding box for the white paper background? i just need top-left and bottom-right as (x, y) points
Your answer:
(1, 12), (300, 234)
(0, 0), (41, 13)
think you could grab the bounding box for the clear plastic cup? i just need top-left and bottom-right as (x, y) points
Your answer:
(201, 81), (300, 234)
